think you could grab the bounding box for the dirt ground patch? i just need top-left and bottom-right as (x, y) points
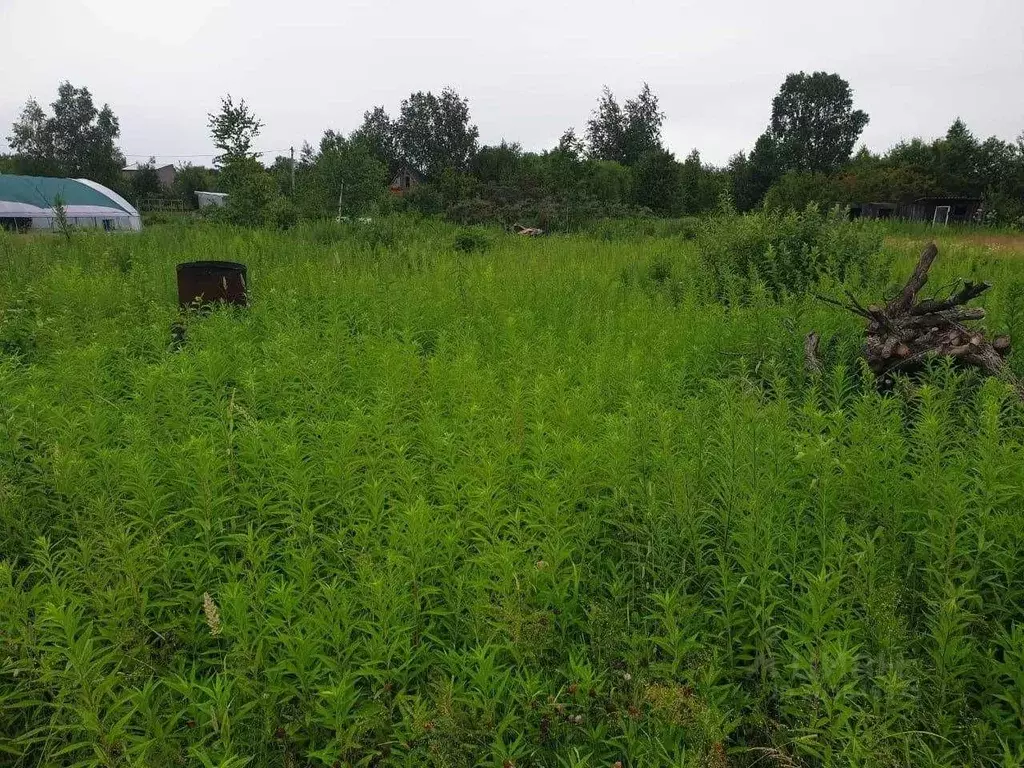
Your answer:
(886, 233), (1024, 256)
(958, 233), (1024, 252)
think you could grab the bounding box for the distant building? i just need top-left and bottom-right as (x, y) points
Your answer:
(849, 202), (899, 220)
(850, 197), (983, 224)
(389, 166), (424, 196)
(123, 163), (177, 189)
(901, 197), (983, 225)
(195, 191), (228, 209)
(0, 174), (141, 232)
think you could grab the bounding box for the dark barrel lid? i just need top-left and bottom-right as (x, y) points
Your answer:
(177, 261), (247, 272)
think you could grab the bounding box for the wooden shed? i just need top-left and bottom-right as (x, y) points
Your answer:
(899, 197), (982, 225)
(850, 197), (983, 225)
(388, 166), (424, 196)
(849, 202), (899, 220)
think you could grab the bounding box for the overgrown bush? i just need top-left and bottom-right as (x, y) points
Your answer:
(0, 290), (41, 360)
(446, 195), (653, 232)
(696, 204), (882, 301)
(265, 195), (299, 230)
(142, 210), (194, 227)
(585, 216), (701, 241)
(453, 226), (492, 253)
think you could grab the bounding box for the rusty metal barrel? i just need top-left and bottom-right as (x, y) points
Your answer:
(176, 261), (248, 308)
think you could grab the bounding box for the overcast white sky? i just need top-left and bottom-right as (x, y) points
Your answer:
(2, 0), (1022, 167)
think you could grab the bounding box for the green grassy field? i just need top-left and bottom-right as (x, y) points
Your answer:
(2, 218), (1024, 767)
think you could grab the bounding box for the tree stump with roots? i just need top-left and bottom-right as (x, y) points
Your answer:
(806, 242), (1020, 396)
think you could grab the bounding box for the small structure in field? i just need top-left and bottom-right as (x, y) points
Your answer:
(123, 163), (177, 189)
(0, 174), (141, 232)
(195, 191), (229, 209)
(902, 197), (983, 225)
(850, 197), (983, 224)
(388, 166), (424, 196)
(849, 202), (899, 220)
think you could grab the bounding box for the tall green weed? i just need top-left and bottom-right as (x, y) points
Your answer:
(1, 221), (1023, 766)
(697, 205), (882, 301)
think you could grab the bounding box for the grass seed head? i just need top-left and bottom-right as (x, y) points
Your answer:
(202, 592), (222, 637)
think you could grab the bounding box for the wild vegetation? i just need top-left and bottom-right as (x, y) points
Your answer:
(2, 213), (1024, 766)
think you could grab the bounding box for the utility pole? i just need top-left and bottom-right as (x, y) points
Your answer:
(337, 182), (344, 221)
(290, 146), (295, 196)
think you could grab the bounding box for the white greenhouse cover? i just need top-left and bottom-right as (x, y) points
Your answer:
(77, 179), (140, 218)
(0, 177), (142, 231)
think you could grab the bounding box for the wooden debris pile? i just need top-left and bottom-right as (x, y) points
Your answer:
(513, 223), (545, 237)
(807, 242), (1020, 395)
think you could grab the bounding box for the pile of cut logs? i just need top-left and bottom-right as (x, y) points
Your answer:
(807, 242), (1020, 396)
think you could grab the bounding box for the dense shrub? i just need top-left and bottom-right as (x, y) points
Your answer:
(696, 204), (882, 301)
(762, 170), (842, 213)
(0, 290), (41, 360)
(585, 216), (701, 241)
(141, 210), (195, 227)
(396, 182), (447, 216)
(453, 226), (492, 253)
(265, 195), (299, 230)
(446, 195), (654, 232)
(213, 158), (280, 227)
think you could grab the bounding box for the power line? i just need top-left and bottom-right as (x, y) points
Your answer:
(121, 148), (291, 159)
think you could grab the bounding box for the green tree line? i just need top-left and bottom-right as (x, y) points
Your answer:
(4, 74), (1024, 228)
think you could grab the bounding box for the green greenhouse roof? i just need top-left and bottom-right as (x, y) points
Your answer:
(0, 174), (130, 213)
